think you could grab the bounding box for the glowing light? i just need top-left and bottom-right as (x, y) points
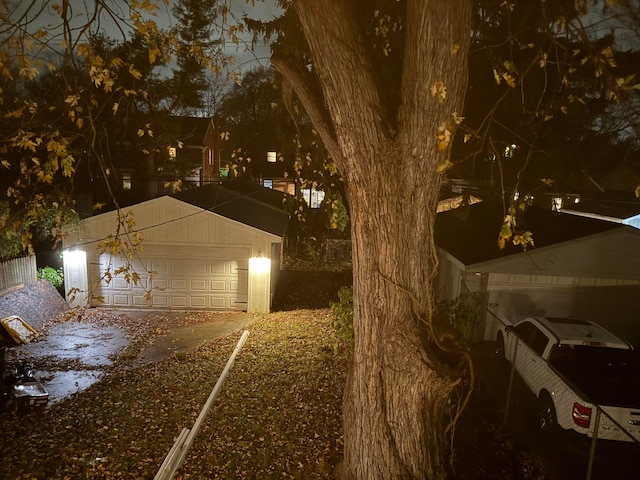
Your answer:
(63, 248), (86, 267)
(249, 256), (271, 274)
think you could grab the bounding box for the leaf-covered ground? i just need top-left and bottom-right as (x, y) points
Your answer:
(0, 310), (347, 479)
(1, 267), (548, 479)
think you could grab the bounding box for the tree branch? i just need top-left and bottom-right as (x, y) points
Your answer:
(271, 55), (342, 165)
(293, 0), (392, 159)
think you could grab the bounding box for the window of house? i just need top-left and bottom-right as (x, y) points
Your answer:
(263, 179), (273, 189)
(208, 149), (214, 166)
(122, 173), (132, 190)
(267, 151), (277, 163)
(301, 188), (325, 209)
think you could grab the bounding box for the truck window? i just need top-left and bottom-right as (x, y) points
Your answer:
(514, 322), (536, 343)
(513, 322), (548, 355)
(529, 329), (549, 356)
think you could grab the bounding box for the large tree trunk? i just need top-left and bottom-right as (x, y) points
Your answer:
(275, 1), (472, 478)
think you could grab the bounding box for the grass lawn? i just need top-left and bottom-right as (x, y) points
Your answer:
(0, 310), (347, 479)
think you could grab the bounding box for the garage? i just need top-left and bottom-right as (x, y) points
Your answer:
(434, 203), (640, 343)
(63, 183), (290, 313)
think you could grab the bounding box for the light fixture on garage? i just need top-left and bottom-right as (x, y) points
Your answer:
(63, 247), (86, 267)
(249, 250), (270, 274)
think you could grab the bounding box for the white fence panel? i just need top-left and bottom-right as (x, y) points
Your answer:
(0, 255), (37, 291)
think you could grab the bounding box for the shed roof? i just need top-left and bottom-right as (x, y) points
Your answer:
(435, 202), (640, 279)
(172, 182), (291, 237)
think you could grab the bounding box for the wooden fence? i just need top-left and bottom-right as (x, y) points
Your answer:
(0, 255), (37, 292)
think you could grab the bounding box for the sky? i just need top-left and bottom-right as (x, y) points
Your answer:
(4, 0), (282, 70)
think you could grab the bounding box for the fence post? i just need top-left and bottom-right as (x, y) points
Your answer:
(585, 407), (601, 480)
(502, 338), (519, 428)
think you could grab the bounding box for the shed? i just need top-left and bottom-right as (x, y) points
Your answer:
(435, 203), (640, 345)
(62, 183), (290, 313)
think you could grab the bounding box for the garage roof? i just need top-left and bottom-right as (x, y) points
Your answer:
(172, 182), (291, 237)
(435, 202), (640, 280)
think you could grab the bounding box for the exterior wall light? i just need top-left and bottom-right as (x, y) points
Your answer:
(249, 250), (271, 274)
(63, 247), (86, 267)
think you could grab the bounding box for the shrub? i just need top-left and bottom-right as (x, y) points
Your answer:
(434, 293), (483, 343)
(37, 266), (64, 289)
(330, 286), (353, 354)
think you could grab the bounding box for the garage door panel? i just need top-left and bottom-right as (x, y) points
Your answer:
(171, 296), (188, 308)
(150, 260), (170, 274)
(170, 263), (189, 275)
(190, 296), (207, 307)
(113, 294), (131, 306)
(133, 295), (148, 306)
(152, 295), (169, 307)
(230, 263), (247, 274)
(171, 279), (188, 290)
(91, 245), (250, 310)
(154, 278), (169, 290)
(210, 280), (226, 291)
(112, 276), (133, 289)
(209, 297), (227, 308)
(189, 264), (208, 275)
(191, 279), (207, 291)
(209, 263), (225, 274)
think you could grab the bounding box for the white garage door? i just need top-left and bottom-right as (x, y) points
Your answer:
(91, 245), (249, 310)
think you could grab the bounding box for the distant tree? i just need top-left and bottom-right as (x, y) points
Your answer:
(167, 0), (223, 114)
(0, 1), (233, 257)
(458, 1), (640, 218)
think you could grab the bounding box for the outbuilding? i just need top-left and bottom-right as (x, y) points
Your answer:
(63, 183), (290, 313)
(435, 203), (640, 346)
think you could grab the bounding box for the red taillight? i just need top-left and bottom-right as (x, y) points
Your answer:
(572, 402), (592, 428)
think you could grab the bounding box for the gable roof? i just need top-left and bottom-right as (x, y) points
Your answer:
(435, 202), (640, 280)
(172, 182), (291, 237)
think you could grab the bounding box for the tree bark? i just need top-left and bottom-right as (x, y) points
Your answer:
(275, 1), (472, 478)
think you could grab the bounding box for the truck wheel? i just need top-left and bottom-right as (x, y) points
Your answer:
(538, 393), (557, 433)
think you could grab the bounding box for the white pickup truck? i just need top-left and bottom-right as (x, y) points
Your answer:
(497, 316), (640, 442)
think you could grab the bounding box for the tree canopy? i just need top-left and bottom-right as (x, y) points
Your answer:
(0, 0), (242, 259)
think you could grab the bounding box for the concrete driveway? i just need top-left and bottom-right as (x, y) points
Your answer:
(133, 311), (254, 364)
(8, 309), (254, 405)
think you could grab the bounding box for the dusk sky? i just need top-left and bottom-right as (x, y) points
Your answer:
(7, 0), (282, 70)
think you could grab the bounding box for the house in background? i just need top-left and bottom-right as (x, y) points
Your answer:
(74, 116), (220, 217)
(63, 182), (291, 313)
(434, 202), (640, 347)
